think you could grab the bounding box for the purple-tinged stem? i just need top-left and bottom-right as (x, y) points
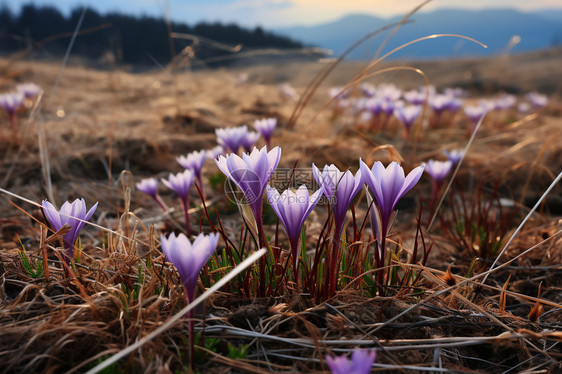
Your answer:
(181, 197), (191, 236)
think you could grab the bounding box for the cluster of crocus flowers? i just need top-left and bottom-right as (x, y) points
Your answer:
(266, 184), (323, 286)
(162, 170), (195, 235)
(42, 198), (98, 266)
(326, 348), (376, 374)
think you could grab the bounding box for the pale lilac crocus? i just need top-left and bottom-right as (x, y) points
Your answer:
(215, 125), (249, 153)
(160, 231), (219, 369)
(360, 160), (424, 236)
(326, 348), (377, 374)
(136, 177), (167, 211)
(215, 146), (281, 247)
(16, 83), (41, 99)
(403, 89), (427, 105)
(206, 145), (224, 160)
(160, 232), (219, 303)
(0, 91), (25, 135)
(464, 105), (486, 131)
(360, 160), (424, 294)
(526, 92), (548, 109)
(425, 159), (453, 214)
(253, 118), (277, 148)
(177, 150), (207, 199)
(162, 169), (195, 235)
(267, 184), (323, 285)
(393, 105), (422, 138)
(42, 198), (98, 261)
(216, 146), (281, 297)
(240, 130), (261, 152)
(518, 102), (531, 114)
(313, 164), (362, 297)
(443, 149), (465, 165)
(425, 160), (452, 185)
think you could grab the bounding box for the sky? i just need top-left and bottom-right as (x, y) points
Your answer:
(5, 0), (562, 28)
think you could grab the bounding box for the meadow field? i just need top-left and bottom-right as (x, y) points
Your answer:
(0, 42), (561, 373)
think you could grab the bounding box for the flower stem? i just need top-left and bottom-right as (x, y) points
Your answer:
(181, 197), (191, 236)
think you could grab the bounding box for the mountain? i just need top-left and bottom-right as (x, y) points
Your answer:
(274, 8), (562, 60)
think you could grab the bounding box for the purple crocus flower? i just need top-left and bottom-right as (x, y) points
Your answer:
(312, 164), (363, 236)
(495, 94), (516, 110)
(253, 118), (277, 147)
(526, 92), (548, 108)
(425, 160), (453, 212)
(429, 94), (450, 115)
(215, 146), (281, 246)
(518, 102), (531, 114)
(360, 160), (423, 295)
(267, 184), (323, 284)
(464, 105), (486, 131)
(443, 149), (464, 165)
(162, 169), (195, 235)
(240, 130), (261, 152)
(42, 198), (98, 260)
(425, 160), (453, 184)
(326, 348), (376, 374)
(403, 89), (427, 105)
(136, 177), (167, 211)
(360, 160), (424, 234)
(16, 83), (41, 99)
(0, 91), (25, 115)
(206, 145), (224, 160)
(136, 177), (159, 198)
(215, 125), (249, 153)
(160, 232), (219, 303)
(393, 105), (422, 137)
(177, 150), (207, 198)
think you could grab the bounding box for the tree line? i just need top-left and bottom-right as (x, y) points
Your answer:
(0, 4), (304, 68)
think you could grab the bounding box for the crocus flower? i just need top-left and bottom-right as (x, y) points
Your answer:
(278, 83), (297, 101)
(526, 92), (548, 108)
(443, 149), (464, 165)
(16, 82), (41, 99)
(360, 160), (423, 295)
(312, 164), (363, 236)
(425, 160), (452, 184)
(326, 348), (376, 374)
(495, 94), (516, 110)
(425, 160), (453, 212)
(254, 118), (277, 147)
(160, 232), (219, 303)
(360, 160), (424, 235)
(215, 146), (281, 245)
(464, 105), (486, 131)
(393, 105), (422, 138)
(429, 94), (450, 115)
(215, 125), (249, 153)
(136, 177), (167, 211)
(0, 91), (25, 115)
(403, 89), (427, 105)
(240, 130), (261, 152)
(42, 198), (98, 260)
(162, 169), (195, 235)
(177, 150), (207, 198)
(518, 102), (531, 114)
(267, 184), (323, 284)
(206, 145), (224, 160)
(216, 146), (281, 297)
(444, 87), (464, 98)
